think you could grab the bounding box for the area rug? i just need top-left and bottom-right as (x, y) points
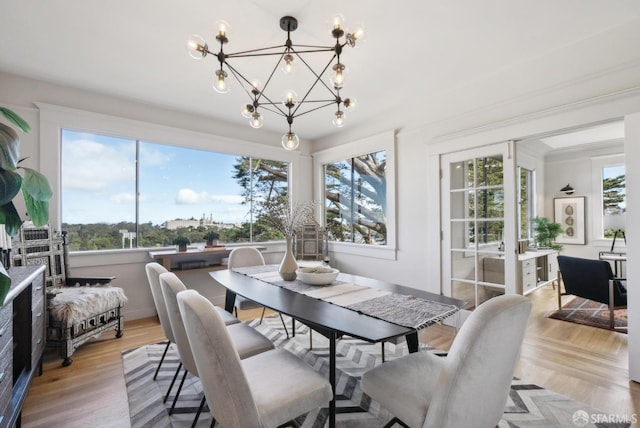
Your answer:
(548, 296), (627, 332)
(122, 315), (630, 427)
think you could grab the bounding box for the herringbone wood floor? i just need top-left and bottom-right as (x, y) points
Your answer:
(21, 284), (640, 427)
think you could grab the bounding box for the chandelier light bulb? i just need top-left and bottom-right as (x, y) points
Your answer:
(346, 24), (365, 47)
(213, 69), (229, 93)
(214, 20), (231, 42)
(331, 63), (346, 89)
(281, 132), (300, 150)
(250, 112), (264, 129)
(331, 14), (345, 37)
(333, 110), (345, 127)
(186, 35), (208, 59)
(282, 53), (295, 73)
(282, 90), (298, 108)
(343, 97), (357, 110)
(250, 79), (262, 95)
(241, 103), (255, 118)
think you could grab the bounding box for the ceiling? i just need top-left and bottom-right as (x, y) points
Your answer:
(2, 0), (640, 142)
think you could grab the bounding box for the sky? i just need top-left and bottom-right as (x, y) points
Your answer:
(61, 129), (253, 226)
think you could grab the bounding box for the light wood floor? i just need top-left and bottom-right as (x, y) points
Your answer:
(22, 285), (639, 427)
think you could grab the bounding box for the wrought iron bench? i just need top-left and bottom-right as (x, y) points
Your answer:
(11, 225), (126, 366)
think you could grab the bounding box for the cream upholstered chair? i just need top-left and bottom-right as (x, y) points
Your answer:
(228, 247), (290, 337)
(362, 294), (532, 428)
(177, 289), (333, 428)
(159, 273), (274, 425)
(145, 263), (239, 380)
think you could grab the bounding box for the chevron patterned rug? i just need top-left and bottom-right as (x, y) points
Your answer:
(122, 315), (629, 427)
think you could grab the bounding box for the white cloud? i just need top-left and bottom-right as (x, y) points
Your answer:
(62, 138), (135, 192)
(110, 193), (137, 204)
(176, 189), (245, 205)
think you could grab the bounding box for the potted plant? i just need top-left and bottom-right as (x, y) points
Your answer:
(173, 236), (191, 252)
(203, 230), (220, 247)
(532, 217), (563, 251)
(0, 107), (53, 305)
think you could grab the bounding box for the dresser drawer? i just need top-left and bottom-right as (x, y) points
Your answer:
(32, 310), (45, 368)
(0, 310), (11, 360)
(0, 340), (13, 419)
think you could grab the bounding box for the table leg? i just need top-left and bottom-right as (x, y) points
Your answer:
(329, 330), (336, 428)
(224, 290), (236, 313)
(406, 331), (419, 353)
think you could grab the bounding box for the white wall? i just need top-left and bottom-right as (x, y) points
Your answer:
(541, 141), (625, 259)
(625, 112), (640, 382)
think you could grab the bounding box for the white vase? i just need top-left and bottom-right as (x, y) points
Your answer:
(279, 235), (298, 281)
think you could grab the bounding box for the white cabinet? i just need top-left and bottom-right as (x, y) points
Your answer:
(482, 250), (558, 295)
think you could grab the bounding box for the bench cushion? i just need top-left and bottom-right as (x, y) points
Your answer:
(49, 286), (127, 325)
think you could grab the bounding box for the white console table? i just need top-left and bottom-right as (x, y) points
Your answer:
(483, 249), (558, 295)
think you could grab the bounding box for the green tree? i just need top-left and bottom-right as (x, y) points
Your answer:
(603, 174), (625, 214)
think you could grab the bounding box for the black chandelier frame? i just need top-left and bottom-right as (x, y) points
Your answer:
(190, 16), (359, 149)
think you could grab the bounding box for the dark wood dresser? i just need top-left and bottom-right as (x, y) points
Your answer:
(0, 265), (46, 428)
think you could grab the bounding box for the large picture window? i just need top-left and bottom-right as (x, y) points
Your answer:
(324, 150), (387, 245)
(602, 164), (625, 238)
(61, 129), (288, 250)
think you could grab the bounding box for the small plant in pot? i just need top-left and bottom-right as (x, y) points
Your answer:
(173, 236), (191, 252)
(532, 217), (563, 251)
(203, 230), (220, 247)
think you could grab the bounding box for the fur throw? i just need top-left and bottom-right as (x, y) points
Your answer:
(49, 286), (127, 325)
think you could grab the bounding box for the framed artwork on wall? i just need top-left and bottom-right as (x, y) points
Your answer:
(554, 196), (586, 245)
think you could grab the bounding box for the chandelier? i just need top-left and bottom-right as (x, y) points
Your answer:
(187, 15), (363, 150)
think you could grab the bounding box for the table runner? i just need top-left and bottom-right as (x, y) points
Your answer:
(231, 265), (458, 330)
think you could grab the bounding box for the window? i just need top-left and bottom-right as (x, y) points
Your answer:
(312, 130), (396, 259)
(590, 154), (625, 242)
(602, 165), (625, 238)
(518, 167), (535, 241)
(324, 150), (387, 245)
(61, 129), (288, 250)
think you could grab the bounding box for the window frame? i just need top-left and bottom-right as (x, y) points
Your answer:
(590, 153), (625, 245)
(312, 130), (396, 260)
(38, 102), (306, 251)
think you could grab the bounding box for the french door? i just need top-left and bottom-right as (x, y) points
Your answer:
(441, 142), (517, 310)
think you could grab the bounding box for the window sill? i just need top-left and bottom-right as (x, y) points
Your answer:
(329, 241), (397, 260)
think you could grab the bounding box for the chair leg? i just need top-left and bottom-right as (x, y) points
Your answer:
(154, 341), (171, 380)
(192, 395), (206, 428)
(381, 342), (386, 363)
(609, 281), (615, 329)
(169, 368), (189, 415)
(164, 362), (183, 403)
(259, 307), (266, 324)
(278, 312), (290, 339)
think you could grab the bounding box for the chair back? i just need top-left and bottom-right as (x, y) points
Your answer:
(145, 262), (174, 342)
(557, 255), (625, 306)
(228, 247), (265, 269)
(159, 272), (198, 376)
(424, 294), (531, 428)
(177, 290), (262, 427)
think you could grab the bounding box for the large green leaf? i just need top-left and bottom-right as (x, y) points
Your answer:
(0, 108), (31, 133)
(0, 168), (22, 205)
(0, 201), (23, 236)
(22, 190), (49, 227)
(0, 123), (20, 170)
(21, 167), (53, 201)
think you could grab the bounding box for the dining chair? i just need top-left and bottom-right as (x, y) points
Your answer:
(145, 263), (239, 388)
(227, 246), (290, 337)
(362, 294), (532, 428)
(159, 272), (274, 425)
(177, 289), (333, 428)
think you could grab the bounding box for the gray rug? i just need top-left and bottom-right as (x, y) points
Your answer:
(122, 315), (630, 427)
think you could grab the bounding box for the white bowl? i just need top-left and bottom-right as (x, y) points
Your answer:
(296, 266), (339, 285)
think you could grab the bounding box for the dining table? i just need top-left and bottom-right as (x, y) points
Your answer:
(210, 266), (465, 428)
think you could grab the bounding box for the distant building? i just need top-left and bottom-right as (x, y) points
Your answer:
(165, 219), (199, 230)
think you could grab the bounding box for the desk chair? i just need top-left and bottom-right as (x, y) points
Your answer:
(362, 294), (531, 428)
(177, 289), (332, 428)
(159, 273), (274, 426)
(228, 247), (290, 337)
